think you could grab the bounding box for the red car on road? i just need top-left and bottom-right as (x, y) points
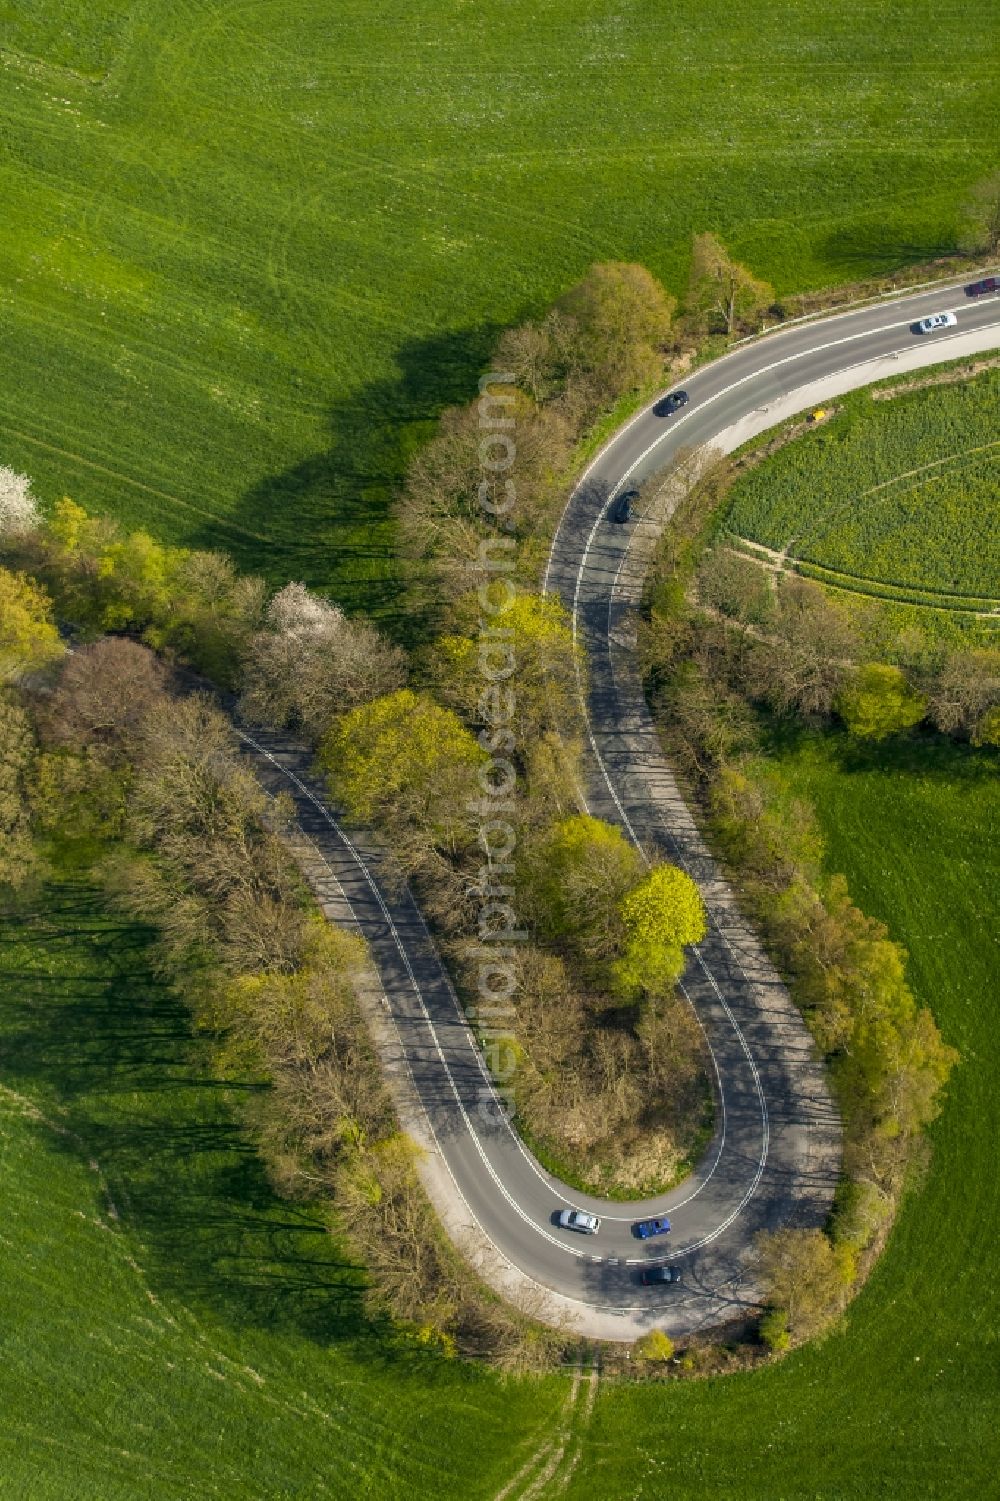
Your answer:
(966, 277), (999, 295)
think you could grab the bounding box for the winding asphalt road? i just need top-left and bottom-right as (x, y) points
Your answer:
(240, 277), (1000, 1340)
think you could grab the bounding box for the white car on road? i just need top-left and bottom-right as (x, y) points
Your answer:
(916, 311), (957, 334)
(558, 1208), (601, 1235)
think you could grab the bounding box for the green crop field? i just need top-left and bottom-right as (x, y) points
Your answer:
(562, 731), (1000, 1499)
(1, 1), (998, 622)
(724, 369), (1000, 627)
(0, 876), (567, 1499)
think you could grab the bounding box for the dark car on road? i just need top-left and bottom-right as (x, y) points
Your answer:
(966, 277), (999, 296)
(640, 1265), (683, 1286)
(634, 1216), (671, 1239)
(609, 489), (638, 524)
(654, 389), (689, 417)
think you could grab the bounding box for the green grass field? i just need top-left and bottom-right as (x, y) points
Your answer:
(0, 876), (567, 1498)
(563, 730), (1000, 1499)
(1, 1), (998, 621)
(3, 5), (1000, 1494)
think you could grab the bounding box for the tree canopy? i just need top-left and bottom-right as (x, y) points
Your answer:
(429, 590), (582, 745)
(0, 692), (40, 888)
(320, 689), (485, 853)
(836, 662), (927, 740)
(972, 704), (1000, 748)
(755, 1227), (855, 1338)
(556, 260), (676, 399)
(9, 497), (265, 684)
(0, 566), (63, 681)
(240, 581), (406, 741)
(685, 232), (773, 335)
(524, 813), (643, 958)
(613, 862), (707, 999)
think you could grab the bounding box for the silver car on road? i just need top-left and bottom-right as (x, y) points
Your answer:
(558, 1208), (601, 1235)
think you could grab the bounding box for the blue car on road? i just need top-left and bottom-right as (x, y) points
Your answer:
(634, 1216), (671, 1239)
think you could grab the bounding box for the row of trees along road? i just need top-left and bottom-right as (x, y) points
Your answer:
(638, 457), (963, 1349)
(0, 488), (568, 1367)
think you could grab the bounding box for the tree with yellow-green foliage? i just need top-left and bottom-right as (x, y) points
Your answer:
(0, 691), (41, 889)
(11, 499), (265, 683)
(555, 261), (676, 403)
(845, 950), (959, 1141)
(633, 1329), (674, 1362)
(523, 817), (706, 998)
(29, 748), (126, 846)
(685, 233), (773, 336)
(320, 689), (485, 856)
(613, 863), (706, 1000)
(0, 566), (64, 681)
(428, 590), (583, 747)
(972, 704), (1000, 748)
(524, 814), (643, 960)
(37, 497), (128, 630)
(835, 663), (927, 741)
(216, 916), (375, 1079)
(759, 1307), (790, 1353)
(755, 1228), (856, 1341)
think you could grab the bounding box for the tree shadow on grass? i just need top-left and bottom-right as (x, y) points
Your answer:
(818, 225), (958, 278)
(760, 719), (999, 790)
(0, 880), (415, 1356)
(227, 322), (502, 643)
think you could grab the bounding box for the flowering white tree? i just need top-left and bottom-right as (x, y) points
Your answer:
(0, 468), (40, 540)
(240, 582), (406, 741)
(266, 580), (344, 639)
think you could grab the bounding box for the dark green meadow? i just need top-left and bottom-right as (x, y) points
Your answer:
(0, 875), (567, 1498)
(1, 1), (997, 623)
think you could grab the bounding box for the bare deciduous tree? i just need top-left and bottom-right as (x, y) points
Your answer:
(698, 548), (775, 627)
(395, 395), (573, 602)
(749, 575), (856, 716)
(685, 232), (773, 336)
(37, 637), (169, 762)
(926, 647), (1000, 737)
